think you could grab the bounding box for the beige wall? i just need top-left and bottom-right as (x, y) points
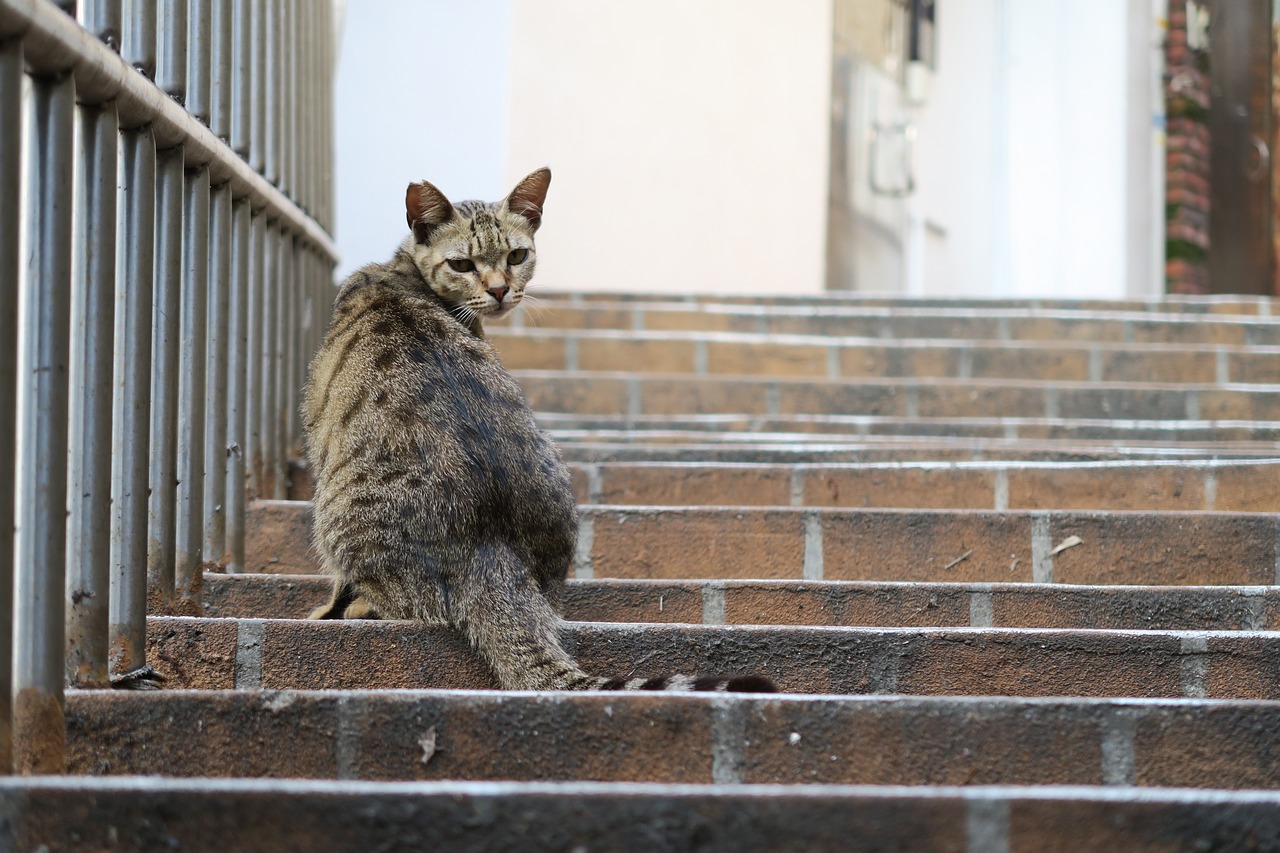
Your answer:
(506, 1), (833, 295)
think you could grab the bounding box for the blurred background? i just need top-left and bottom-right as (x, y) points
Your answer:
(334, 1), (1264, 300)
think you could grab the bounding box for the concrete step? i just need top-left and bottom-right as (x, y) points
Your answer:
(490, 326), (1280, 385)
(290, 457), (1280, 510)
(533, 289), (1279, 315)
(509, 301), (1280, 345)
(204, 574), (1280, 632)
(288, 436), (1280, 500)
(539, 411), (1280, 443)
(146, 615), (1280, 699)
(553, 436), (1280, 463)
(512, 370), (1280, 422)
(9, 776), (1280, 852)
(65, 690), (1280, 789)
(246, 501), (1280, 586)
(559, 459), (1280, 512)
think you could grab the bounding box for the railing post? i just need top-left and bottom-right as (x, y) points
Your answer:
(186, 0), (210, 123)
(203, 184), (232, 571)
(281, 0), (293, 198)
(108, 126), (156, 682)
(226, 200), (251, 572)
(285, 236), (300, 459)
(258, 222), (278, 497)
(244, 213), (264, 498)
(248, 0), (263, 172)
(229, 0), (248, 156)
(299, 0), (312, 213)
(209, 0), (229, 139)
(263, 0), (277, 185)
(156, 0), (186, 99)
(0, 38), (23, 777)
(146, 146), (184, 611)
(322, 2), (333, 229)
(82, 0), (123, 50)
(174, 165), (210, 609)
(272, 231), (289, 495)
(14, 71), (76, 775)
(65, 99), (118, 689)
(123, 0), (156, 78)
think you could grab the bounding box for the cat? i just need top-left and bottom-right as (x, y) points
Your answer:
(302, 168), (774, 693)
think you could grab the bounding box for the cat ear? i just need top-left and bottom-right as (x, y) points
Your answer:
(504, 168), (551, 232)
(405, 180), (454, 243)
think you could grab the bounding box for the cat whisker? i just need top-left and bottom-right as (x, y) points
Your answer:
(517, 293), (547, 327)
(449, 302), (478, 326)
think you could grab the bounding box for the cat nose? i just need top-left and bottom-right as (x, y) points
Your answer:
(488, 284), (509, 303)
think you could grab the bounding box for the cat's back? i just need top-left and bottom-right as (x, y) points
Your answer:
(307, 262), (528, 477)
(304, 261), (574, 556)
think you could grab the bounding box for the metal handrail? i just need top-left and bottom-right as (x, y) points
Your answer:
(0, 0), (336, 259)
(1, 0), (336, 774)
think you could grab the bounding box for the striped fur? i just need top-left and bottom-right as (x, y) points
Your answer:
(302, 171), (775, 695)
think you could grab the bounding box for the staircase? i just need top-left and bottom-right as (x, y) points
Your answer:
(23, 291), (1280, 850)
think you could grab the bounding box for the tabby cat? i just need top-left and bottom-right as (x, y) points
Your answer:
(303, 168), (774, 693)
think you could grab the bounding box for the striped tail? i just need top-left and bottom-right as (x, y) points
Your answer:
(594, 674), (777, 693)
(491, 643), (779, 694)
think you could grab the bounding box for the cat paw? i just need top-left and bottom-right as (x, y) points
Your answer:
(342, 596), (380, 620)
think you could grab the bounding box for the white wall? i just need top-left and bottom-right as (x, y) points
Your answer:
(333, 1), (511, 280)
(911, 0), (1004, 296)
(1006, 1), (1129, 298)
(504, 0), (834, 295)
(332, 2), (1162, 298)
(913, 0), (1157, 298)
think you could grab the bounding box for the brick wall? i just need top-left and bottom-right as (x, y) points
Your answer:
(1164, 0), (1212, 294)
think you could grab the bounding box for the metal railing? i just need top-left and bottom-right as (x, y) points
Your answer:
(0, 0), (336, 773)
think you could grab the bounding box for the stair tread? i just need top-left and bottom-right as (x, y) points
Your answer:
(246, 501), (1280, 585)
(532, 290), (1279, 313)
(63, 689), (1280, 789)
(8, 774), (1280, 853)
(146, 615), (1280, 698)
(204, 573), (1280, 631)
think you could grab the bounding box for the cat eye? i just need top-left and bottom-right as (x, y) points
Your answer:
(446, 258), (475, 273)
(507, 248), (529, 265)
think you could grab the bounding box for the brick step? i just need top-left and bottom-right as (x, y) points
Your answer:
(204, 574), (1280, 632)
(9, 776), (1280, 853)
(65, 690), (1280, 789)
(512, 370), (1280, 422)
(552, 432), (1280, 463)
(491, 327), (1280, 385)
(555, 439), (1280, 463)
(539, 412), (1280, 443)
(147, 616), (1280, 699)
(535, 289), (1278, 315)
(246, 502), (1280, 586)
(289, 456), (1280, 508)
(288, 437), (1277, 500)
(558, 459), (1280, 512)
(509, 301), (1280, 345)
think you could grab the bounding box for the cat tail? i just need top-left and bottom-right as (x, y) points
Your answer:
(594, 673), (777, 693)
(459, 542), (777, 693)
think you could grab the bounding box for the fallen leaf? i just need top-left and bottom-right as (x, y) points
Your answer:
(1049, 535), (1083, 557)
(419, 727), (438, 765)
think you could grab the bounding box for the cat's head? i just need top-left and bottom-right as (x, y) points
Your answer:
(403, 168), (550, 323)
